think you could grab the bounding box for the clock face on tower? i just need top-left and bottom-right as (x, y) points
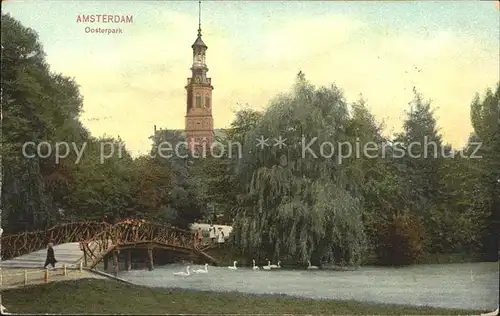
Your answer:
(194, 75), (203, 83)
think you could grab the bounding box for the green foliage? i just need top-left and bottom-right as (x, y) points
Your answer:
(1, 14), (204, 233)
(2, 13), (497, 266)
(468, 84), (500, 258)
(225, 108), (264, 145)
(190, 154), (237, 223)
(375, 211), (424, 265)
(1, 13), (89, 231)
(229, 74), (366, 265)
(396, 88), (444, 210)
(62, 137), (136, 222)
(149, 129), (206, 229)
(224, 77), (498, 265)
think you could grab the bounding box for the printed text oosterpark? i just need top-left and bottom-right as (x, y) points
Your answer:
(77, 14), (133, 35)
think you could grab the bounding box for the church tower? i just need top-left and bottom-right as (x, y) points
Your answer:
(185, 1), (214, 152)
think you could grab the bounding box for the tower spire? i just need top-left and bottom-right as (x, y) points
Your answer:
(198, 1), (202, 37)
(185, 0), (214, 154)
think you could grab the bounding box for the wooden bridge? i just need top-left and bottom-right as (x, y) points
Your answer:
(1, 220), (218, 270)
(0, 221), (111, 260)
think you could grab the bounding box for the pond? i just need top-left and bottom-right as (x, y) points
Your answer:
(117, 261), (498, 310)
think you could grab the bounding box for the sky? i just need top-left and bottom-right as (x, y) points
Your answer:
(3, 0), (499, 156)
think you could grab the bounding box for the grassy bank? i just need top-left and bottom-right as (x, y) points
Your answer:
(416, 252), (488, 264)
(1, 278), (483, 314)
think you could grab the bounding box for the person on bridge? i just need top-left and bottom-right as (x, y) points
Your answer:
(197, 227), (203, 246)
(209, 224), (216, 244)
(44, 243), (58, 269)
(217, 228), (225, 248)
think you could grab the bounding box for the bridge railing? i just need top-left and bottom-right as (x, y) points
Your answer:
(1, 220), (198, 268)
(81, 225), (117, 269)
(81, 222), (195, 268)
(0, 222), (111, 260)
(112, 222), (193, 248)
(1, 262), (84, 289)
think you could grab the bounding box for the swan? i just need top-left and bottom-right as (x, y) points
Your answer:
(173, 266), (191, 276)
(1, 304), (10, 315)
(252, 259), (260, 270)
(262, 260), (272, 270)
(307, 260), (318, 269)
(270, 260), (281, 269)
(480, 307), (499, 316)
(228, 261), (238, 270)
(193, 263), (209, 274)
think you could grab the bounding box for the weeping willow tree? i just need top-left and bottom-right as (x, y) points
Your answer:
(230, 73), (366, 266)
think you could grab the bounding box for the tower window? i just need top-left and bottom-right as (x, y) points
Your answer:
(205, 96), (210, 108)
(196, 96), (202, 107)
(187, 96), (192, 110)
(194, 54), (202, 65)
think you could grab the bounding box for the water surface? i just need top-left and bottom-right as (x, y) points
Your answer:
(117, 262), (498, 310)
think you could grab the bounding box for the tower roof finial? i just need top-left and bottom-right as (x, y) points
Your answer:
(198, 0), (202, 37)
(192, 0), (207, 49)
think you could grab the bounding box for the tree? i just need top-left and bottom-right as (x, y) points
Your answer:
(146, 129), (206, 229)
(62, 137), (136, 223)
(469, 83), (500, 259)
(2, 14), (147, 231)
(230, 74), (366, 266)
(375, 211), (424, 266)
(2, 13), (497, 266)
(1, 13), (89, 231)
(391, 88), (450, 253)
(190, 154), (236, 224)
(190, 108), (264, 224)
(225, 108), (264, 146)
(339, 95), (428, 265)
(397, 88), (445, 209)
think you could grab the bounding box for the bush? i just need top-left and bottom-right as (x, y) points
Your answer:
(423, 205), (486, 254)
(375, 211), (424, 265)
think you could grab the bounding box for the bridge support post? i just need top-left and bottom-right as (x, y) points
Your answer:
(147, 248), (154, 271)
(126, 251), (132, 271)
(83, 249), (88, 267)
(112, 250), (119, 276)
(103, 255), (109, 271)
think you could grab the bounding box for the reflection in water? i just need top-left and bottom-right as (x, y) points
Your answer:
(117, 262), (498, 310)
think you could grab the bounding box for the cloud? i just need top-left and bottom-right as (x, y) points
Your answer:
(41, 9), (498, 155)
